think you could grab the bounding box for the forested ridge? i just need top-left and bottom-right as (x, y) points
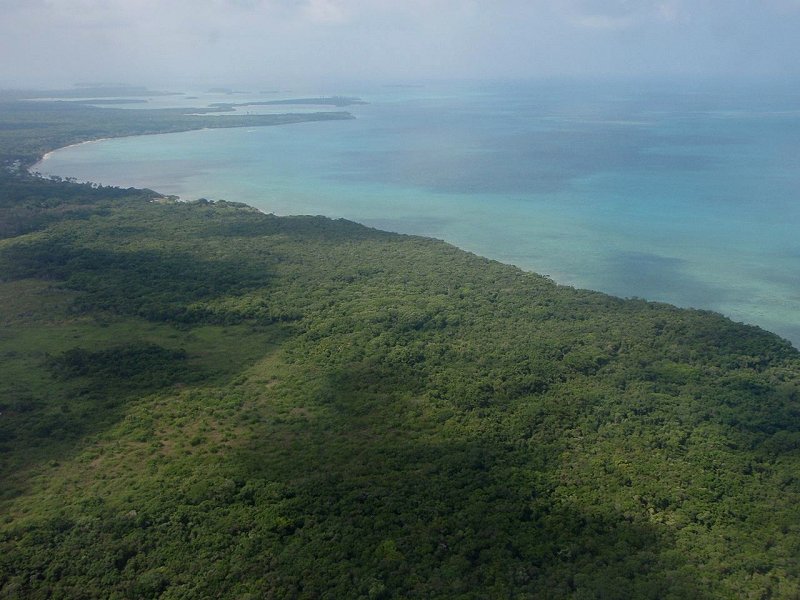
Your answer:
(0, 97), (799, 598)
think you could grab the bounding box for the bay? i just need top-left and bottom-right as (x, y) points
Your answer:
(35, 80), (800, 346)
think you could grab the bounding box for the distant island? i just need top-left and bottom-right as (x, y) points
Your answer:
(58, 98), (150, 105)
(208, 96), (369, 109)
(206, 87), (249, 94)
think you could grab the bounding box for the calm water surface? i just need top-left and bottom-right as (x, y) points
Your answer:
(35, 80), (800, 346)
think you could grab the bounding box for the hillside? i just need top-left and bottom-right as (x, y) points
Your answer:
(0, 99), (799, 598)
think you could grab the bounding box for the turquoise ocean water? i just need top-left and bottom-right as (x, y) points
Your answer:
(35, 80), (800, 346)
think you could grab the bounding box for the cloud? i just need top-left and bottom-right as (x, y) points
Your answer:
(770, 0), (800, 9)
(302, 0), (347, 23)
(559, 0), (684, 29)
(656, 2), (681, 22)
(569, 13), (635, 30)
(1, 0), (799, 87)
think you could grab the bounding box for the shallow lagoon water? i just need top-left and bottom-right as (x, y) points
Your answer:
(36, 81), (800, 346)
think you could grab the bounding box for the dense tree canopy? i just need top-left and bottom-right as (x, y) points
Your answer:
(0, 97), (798, 598)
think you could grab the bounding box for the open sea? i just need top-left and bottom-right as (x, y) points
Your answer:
(35, 80), (800, 347)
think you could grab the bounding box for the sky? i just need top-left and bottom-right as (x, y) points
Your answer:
(2, 0), (800, 89)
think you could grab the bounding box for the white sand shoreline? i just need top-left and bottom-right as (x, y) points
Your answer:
(38, 138), (111, 164)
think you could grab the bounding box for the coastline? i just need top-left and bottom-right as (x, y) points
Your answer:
(38, 138), (111, 164)
(27, 111), (354, 173)
(9, 105), (352, 174)
(20, 107), (800, 350)
(6, 138), (800, 598)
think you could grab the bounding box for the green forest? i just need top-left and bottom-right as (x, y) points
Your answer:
(0, 95), (799, 598)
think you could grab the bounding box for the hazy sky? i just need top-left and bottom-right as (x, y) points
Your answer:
(2, 0), (800, 88)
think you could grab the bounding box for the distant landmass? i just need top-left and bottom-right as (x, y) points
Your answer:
(0, 86), (176, 100)
(0, 95), (354, 169)
(208, 96), (369, 109)
(59, 98), (150, 105)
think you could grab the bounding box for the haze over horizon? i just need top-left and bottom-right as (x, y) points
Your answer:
(2, 0), (800, 90)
